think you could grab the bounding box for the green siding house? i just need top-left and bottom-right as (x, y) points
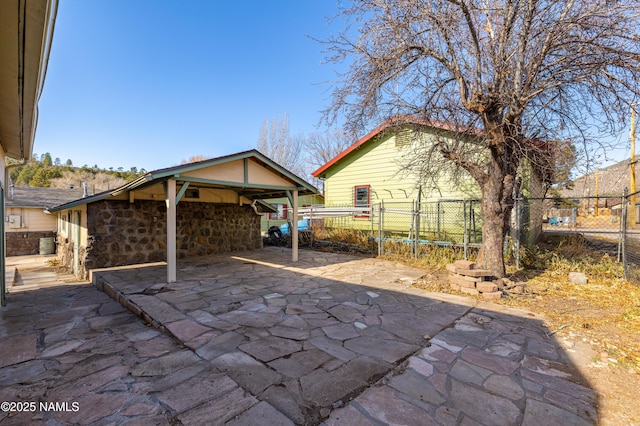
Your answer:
(312, 118), (480, 237)
(312, 117), (545, 245)
(313, 119), (480, 203)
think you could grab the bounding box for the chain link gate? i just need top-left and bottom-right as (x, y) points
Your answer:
(371, 200), (482, 259)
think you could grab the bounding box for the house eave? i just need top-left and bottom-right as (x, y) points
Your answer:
(0, 0), (58, 160)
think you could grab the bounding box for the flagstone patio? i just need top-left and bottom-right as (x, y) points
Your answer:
(91, 247), (597, 425)
(0, 248), (598, 425)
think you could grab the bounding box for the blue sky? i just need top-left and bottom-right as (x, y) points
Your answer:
(35, 1), (633, 174)
(35, 0), (344, 172)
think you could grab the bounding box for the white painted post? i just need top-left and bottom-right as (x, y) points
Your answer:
(292, 190), (299, 262)
(166, 179), (177, 282)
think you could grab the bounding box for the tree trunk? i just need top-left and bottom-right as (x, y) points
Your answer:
(477, 151), (516, 278)
(478, 197), (509, 278)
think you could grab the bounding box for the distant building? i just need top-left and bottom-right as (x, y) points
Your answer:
(5, 186), (86, 256)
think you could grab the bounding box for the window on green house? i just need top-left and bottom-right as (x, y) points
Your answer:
(354, 185), (371, 218)
(354, 185), (370, 207)
(269, 204), (288, 220)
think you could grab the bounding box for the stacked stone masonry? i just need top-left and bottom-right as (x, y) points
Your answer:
(59, 200), (262, 279)
(447, 260), (502, 299)
(56, 236), (77, 276)
(6, 231), (56, 256)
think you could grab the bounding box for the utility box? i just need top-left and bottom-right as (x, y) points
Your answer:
(7, 214), (22, 228)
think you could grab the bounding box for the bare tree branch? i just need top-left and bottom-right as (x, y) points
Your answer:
(257, 113), (306, 178)
(322, 0), (640, 277)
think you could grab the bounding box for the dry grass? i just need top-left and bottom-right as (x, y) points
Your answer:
(311, 226), (480, 268)
(382, 244), (478, 270)
(501, 270), (640, 361)
(502, 242), (640, 371)
(311, 227), (373, 251)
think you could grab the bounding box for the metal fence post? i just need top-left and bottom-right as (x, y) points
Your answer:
(309, 205), (313, 249)
(463, 200), (468, 260)
(370, 203), (374, 254)
(623, 188), (629, 279)
(380, 201), (385, 256)
(413, 200), (420, 259)
(470, 200), (477, 243)
(415, 188), (422, 259)
(437, 201), (441, 240)
(377, 203), (381, 256)
(618, 195), (624, 262)
(515, 198), (521, 270)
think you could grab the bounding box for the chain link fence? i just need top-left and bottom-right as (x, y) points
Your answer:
(291, 193), (640, 282)
(297, 201), (482, 259)
(528, 191), (640, 281)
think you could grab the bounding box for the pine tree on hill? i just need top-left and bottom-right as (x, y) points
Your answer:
(8, 155), (143, 191)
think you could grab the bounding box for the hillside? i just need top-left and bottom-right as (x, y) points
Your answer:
(561, 159), (634, 198)
(8, 153), (143, 194)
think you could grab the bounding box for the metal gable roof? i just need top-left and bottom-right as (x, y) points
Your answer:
(45, 150), (317, 213)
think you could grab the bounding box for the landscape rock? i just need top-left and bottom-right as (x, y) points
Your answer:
(568, 272), (588, 285)
(454, 260), (476, 270)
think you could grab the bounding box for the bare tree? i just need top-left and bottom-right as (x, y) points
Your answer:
(50, 170), (127, 192)
(323, 0), (640, 277)
(305, 128), (355, 191)
(306, 129), (354, 170)
(180, 155), (209, 164)
(257, 114), (306, 178)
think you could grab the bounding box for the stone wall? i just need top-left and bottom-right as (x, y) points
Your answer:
(84, 200), (167, 272)
(175, 202), (262, 256)
(70, 200), (261, 276)
(56, 235), (76, 276)
(6, 231), (56, 256)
